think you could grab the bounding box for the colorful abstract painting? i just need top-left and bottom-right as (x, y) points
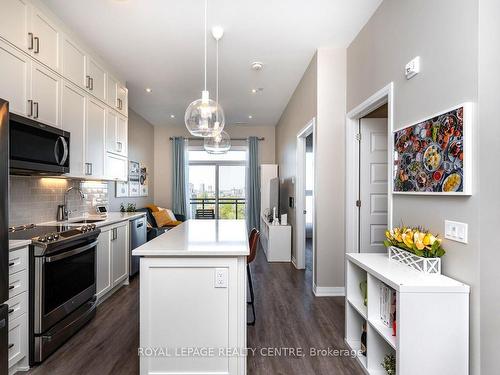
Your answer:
(393, 104), (471, 194)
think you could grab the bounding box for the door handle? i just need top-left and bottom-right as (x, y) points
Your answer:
(34, 36), (40, 54)
(28, 32), (34, 50)
(54, 136), (69, 166)
(34, 102), (39, 119)
(28, 99), (33, 117)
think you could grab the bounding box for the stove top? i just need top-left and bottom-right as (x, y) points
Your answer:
(9, 223), (99, 245)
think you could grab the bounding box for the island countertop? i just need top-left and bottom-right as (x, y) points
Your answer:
(132, 219), (249, 257)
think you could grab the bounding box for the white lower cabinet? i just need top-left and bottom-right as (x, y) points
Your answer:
(96, 221), (129, 301)
(7, 246), (29, 375)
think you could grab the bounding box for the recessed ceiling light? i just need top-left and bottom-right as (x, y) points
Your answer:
(248, 115), (253, 119)
(251, 88), (264, 94)
(251, 62), (264, 71)
(170, 114), (175, 119)
(145, 88), (152, 93)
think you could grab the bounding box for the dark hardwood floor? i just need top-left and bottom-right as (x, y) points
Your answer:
(27, 239), (363, 375)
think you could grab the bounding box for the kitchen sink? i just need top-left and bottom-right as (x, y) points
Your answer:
(71, 219), (105, 224)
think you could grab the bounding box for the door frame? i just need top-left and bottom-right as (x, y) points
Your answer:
(295, 118), (316, 280)
(345, 83), (394, 253)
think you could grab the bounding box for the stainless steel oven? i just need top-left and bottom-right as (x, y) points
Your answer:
(9, 224), (100, 363)
(9, 113), (70, 175)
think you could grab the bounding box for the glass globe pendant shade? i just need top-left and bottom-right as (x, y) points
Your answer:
(204, 129), (231, 154)
(185, 90), (225, 137)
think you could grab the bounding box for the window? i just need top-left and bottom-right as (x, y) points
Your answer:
(188, 148), (246, 220)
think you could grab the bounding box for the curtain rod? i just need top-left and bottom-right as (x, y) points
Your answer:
(169, 137), (264, 141)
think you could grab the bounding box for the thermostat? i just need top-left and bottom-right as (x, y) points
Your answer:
(96, 205), (108, 215)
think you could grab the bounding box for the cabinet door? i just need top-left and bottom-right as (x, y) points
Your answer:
(85, 98), (106, 178)
(116, 115), (128, 156)
(111, 224), (128, 286)
(87, 57), (106, 101)
(106, 75), (118, 109)
(105, 109), (117, 153)
(117, 84), (128, 116)
(61, 81), (86, 177)
(96, 229), (112, 299)
(0, 40), (30, 116)
(105, 153), (127, 181)
(31, 63), (60, 127)
(0, 0), (30, 51)
(62, 35), (86, 88)
(31, 7), (60, 71)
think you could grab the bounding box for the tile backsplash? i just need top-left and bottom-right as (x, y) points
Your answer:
(9, 176), (109, 226)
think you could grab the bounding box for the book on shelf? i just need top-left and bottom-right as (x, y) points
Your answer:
(379, 284), (396, 328)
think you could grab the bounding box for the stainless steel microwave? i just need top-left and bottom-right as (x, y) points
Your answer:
(9, 113), (70, 175)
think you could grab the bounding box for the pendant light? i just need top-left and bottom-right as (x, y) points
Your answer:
(205, 26), (230, 154)
(185, 0), (225, 137)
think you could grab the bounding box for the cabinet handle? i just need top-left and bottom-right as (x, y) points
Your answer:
(116, 142), (122, 152)
(28, 32), (34, 50)
(117, 98), (122, 110)
(8, 308), (14, 314)
(28, 100), (33, 117)
(86, 75), (90, 89)
(8, 262), (15, 267)
(34, 36), (40, 54)
(34, 102), (39, 119)
(8, 343), (14, 350)
(90, 77), (94, 91)
(85, 162), (93, 176)
(9, 285), (14, 290)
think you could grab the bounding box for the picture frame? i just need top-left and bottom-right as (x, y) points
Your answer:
(392, 103), (472, 195)
(115, 181), (129, 198)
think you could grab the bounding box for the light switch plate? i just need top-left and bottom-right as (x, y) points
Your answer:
(444, 220), (468, 244)
(214, 268), (228, 288)
(405, 56), (420, 80)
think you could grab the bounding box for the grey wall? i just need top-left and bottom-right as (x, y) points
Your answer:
(347, 0), (480, 373)
(478, 0), (500, 373)
(154, 124), (276, 208)
(108, 109), (155, 211)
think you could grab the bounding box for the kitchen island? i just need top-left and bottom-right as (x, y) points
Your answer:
(132, 219), (249, 375)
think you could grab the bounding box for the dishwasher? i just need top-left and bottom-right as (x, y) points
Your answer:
(129, 216), (147, 276)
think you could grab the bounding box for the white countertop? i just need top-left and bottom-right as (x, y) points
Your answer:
(42, 211), (146, 228)
(9, 239), (32, 251)
(133, 219), (249, 257)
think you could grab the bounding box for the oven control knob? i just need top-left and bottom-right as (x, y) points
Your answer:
(90, 224), (97, 230)
(38, 236), (47, 243)
(47, 234), (54, 241)
(81, 225), (88, 232)
(53, 233), (60, 240)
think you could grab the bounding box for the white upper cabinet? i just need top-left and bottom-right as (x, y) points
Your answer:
(117, 115), (128, 156)
(87, 57), (106, 102)
(0, 40), (30, 116)
(105, 109), (118, 153)
(105, 153), (127, 181)
(62, 35), (86, 88)
(86, 98), (106, 179)
(30, 7), (60, 72)
(61, 81), (86, 177)
(106, 74), (118, 109)
(30, 62), (60, 127)
(117, 84), (128, 116)
(0, 0), (30, 50)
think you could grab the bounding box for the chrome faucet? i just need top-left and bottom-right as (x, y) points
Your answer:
(62, 186), (85, 220)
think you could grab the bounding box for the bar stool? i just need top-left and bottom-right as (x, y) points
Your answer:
(247, 228), (260, 326)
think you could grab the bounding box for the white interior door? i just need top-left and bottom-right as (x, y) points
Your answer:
(359, 118), (388, 253)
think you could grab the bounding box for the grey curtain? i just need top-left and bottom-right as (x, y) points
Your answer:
(246, 137), (260, 231)
(172, 137), (189, 217)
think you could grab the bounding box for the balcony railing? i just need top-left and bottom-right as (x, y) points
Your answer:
(189, 197), (246, 220)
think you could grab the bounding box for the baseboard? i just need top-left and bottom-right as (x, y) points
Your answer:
(313, 283), (345, 297)
(291, 255), (299, 269)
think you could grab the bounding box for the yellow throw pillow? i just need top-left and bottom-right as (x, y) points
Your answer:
(152, 210), (182, 227)
(146, 204), (160, 212)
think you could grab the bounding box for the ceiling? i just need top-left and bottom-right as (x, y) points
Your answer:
(44, 0), (382, 127)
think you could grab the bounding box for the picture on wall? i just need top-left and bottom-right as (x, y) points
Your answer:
(139, 163), (148, 197)
(393, 103), (471, 195)
(116, 181), (129, 198)
(128, 161), (140, 197)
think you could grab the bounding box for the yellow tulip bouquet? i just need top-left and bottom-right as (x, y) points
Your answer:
(384, 226), (445, 258)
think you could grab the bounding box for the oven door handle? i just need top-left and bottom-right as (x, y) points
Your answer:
(45, 241), (98, 263)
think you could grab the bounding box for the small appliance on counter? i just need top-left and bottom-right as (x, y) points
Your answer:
(9, 223), (100, 364)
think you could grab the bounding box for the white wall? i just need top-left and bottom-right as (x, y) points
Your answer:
(478, 0), (500, 373)
(108, 109), (155, 211)
(347, 0), (480, 372)
(274, 49), (347, 289)
(154, 124), (275, 208)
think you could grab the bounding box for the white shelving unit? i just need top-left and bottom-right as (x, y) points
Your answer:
(260, 214), (291, 262)
(345, 253), (470, 375)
